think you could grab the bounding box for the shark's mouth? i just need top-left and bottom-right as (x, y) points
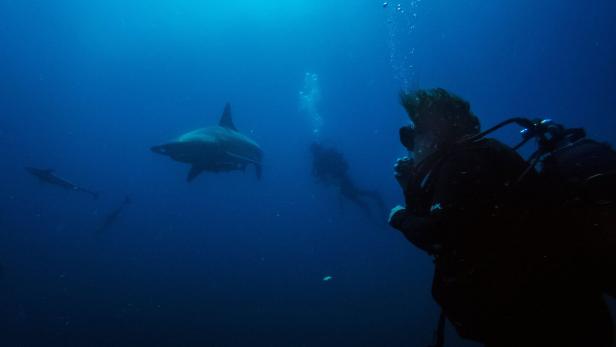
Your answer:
(150, 145), (169, 155)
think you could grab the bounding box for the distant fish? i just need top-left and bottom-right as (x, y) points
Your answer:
(322, 275), (333, 282)
(97, 196), (131, 233)
(26, 167), (99, 199)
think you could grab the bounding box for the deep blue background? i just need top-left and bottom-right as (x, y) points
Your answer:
(0, 1), (614, 346)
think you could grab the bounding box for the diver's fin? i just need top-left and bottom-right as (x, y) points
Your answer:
(187, 166), (205, 182)
(218, 103), (237, 131)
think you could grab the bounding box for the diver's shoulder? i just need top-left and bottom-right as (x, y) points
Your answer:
(449, 137), (526, 169)
(450, 137), (510, 156)
(474, 137), (509, 149)
(469, 138), (522, 157)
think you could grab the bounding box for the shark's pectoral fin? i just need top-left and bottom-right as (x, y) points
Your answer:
(187, 166), (205, 182)
(255, 164), (262, 180)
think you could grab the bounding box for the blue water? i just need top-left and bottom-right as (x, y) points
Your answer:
(0, 1), (614, 346)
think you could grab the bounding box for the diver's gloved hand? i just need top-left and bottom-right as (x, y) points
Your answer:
(388, 205), (407, 229)
(394, 156), (415, 190)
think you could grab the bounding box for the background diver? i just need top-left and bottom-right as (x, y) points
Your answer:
(310, 142), (386, 219)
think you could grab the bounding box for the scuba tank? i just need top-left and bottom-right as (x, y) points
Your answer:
(467, 118), (616, 263)
(539, 134), (616, 207)
(463, 117), (616, 207)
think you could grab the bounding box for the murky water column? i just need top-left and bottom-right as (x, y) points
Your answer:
(384, 1), (422, 90)
(298, 72), (323, 139)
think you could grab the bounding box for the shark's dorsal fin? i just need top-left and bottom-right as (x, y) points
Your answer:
(218, 103), (237, 131)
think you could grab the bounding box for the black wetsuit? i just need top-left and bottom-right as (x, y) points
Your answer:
(390, 138), (613, 347)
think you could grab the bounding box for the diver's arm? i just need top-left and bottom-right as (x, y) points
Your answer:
(389, 157), (446, 254)
(390, 148), (495, 254)
(389, 206), (441, 254)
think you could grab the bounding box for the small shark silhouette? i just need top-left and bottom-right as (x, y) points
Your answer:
(26, 167), (99, 199)
(97, 196), (131, 233)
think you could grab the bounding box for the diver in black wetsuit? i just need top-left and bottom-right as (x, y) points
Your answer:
(310, 143), (386, 218)
(388, 88), (614, 347)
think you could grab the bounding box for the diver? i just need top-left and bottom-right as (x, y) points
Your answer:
(388, 88), (615, 347)
(310, 143), (386, 218)
(97, 195), (132, 233)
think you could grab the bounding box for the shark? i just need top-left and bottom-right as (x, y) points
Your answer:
(151, 103), (263, 182)
(26, 167), (99, 199)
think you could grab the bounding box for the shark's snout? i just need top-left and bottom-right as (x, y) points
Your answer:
(151, 145), (169, 155)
